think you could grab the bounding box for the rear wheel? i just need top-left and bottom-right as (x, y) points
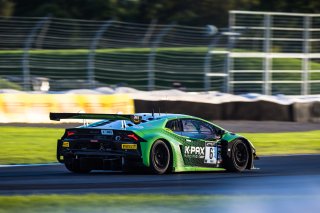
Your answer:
(225, 140), (249, 172)
(150, 140), (171, 174)
(64, 157), (91, 174)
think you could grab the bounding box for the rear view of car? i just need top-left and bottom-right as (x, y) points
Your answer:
(51, 113), (146, 173)
(57, 127), (144, 173)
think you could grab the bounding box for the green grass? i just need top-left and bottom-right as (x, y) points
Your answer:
(0, 194), (315, 213)
(0, 78), (22, 90)
(0, 126), (64, 164)
(241, 131), (320, 155)
(0, 194), (222, 213)
(0, 47), (208, 55)
(0, 126), (319, 165)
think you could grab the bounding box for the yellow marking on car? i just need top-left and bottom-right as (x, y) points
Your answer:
(122, 144), (137, 150)
(62, 141), (69, 148)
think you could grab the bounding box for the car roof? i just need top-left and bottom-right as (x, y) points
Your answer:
(135, 113), (193, 121)
(83, 113), (192, 129)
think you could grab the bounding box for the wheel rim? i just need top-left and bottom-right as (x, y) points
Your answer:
(234, 142), (248, 167)
(153, 144), (169, 170)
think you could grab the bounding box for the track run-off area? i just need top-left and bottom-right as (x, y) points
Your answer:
(0, 155), (319, 196)
(0, 121), (319, 212)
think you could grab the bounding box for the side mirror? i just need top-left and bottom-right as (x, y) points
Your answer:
(216, 129), (225, 139)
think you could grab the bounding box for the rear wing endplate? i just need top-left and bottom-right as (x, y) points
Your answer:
(49, 113), (142, 124)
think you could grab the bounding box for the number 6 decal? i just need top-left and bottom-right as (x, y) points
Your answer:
(204, 142), (217, 164)
(209, 148), (213, 159)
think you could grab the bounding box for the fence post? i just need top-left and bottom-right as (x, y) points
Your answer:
(142, 19), (157, 47)
(223, 31), (240, 93)
(227, 12), (236, 94)
(302, 16), (311, 95)
(148, 24), (175, 91)
(263, 14), (272, 95)
(22, 16), (50, 91)
(87, 20), (113, 89)
(203, 26), (219, 91)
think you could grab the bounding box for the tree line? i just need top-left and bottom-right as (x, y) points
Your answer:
(1, 0), (320, 27)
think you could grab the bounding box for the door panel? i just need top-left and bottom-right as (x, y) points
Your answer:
(180, 119), (220, 167)
(181, 137), (221, 167)
(166, 118), (221, 168)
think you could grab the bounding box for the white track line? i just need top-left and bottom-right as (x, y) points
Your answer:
(261, 153), (320, 158)
(0, 163), (60, 168)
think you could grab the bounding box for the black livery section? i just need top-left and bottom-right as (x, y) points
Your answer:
(56, 128), (145, 172)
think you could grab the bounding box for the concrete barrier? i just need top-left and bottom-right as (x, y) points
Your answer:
(134, 99), (318, 122)
(220, 101), (292, 121)
(0, 94), (318, 122)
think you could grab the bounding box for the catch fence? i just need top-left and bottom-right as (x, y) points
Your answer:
(227, 10), (320, 95)
(0, 11), (320, 95)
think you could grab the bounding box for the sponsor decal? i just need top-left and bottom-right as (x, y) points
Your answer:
(132, 115), (141, 124)
(184, 142), (218, 164)
(62, 141), (69, 148)
(122, 144), (137, 150)
(184, 146), (205, 158)
(101, 130), (113, 135)
(0, 94), (134, 123)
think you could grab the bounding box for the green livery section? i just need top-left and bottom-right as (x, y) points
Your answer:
(52, 113), (257, 173)
(126, 115), (255, 172)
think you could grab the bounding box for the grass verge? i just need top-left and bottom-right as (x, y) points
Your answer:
(0, 194), (222, 213)
(0, 126), (319, 165)
(0, 126), (64, 164)
(241, 131), (320, 155)
(0, 194), (317, 213)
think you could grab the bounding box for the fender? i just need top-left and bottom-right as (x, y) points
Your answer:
(220, 137), (255, 170)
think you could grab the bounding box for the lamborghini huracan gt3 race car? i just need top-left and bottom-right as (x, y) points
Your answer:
(50, 113), (258, 174)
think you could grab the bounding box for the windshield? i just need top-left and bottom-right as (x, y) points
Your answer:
(85, 120), (136, 129)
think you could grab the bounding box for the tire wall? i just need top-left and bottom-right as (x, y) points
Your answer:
(134, 100), (320, 122)
(293, 101), (320, 122)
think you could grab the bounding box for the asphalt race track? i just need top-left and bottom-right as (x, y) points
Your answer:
(0, 155), (320, 196)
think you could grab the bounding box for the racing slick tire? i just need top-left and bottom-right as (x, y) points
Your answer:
(64, 157), (91, 174)
(224, 139), (249, 172)
(150, 140), (171, 174)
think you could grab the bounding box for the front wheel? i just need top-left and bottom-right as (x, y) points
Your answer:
(224, 140), (249, 172)
(150, 140), (171, 174)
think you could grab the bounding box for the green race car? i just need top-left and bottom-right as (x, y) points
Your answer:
(50, 112), (258, 174)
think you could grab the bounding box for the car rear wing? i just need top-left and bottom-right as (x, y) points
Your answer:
(49, 113), (142, 124)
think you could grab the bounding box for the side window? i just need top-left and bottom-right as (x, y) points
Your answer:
(182, 120), (198, 133)
(198, 121), (216, 140)
(165, 119), (182, 132)
(199, 123), (212, 135)
(181, 119), (216, 140)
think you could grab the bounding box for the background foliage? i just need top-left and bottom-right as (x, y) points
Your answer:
(1, 0), (320, 27)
